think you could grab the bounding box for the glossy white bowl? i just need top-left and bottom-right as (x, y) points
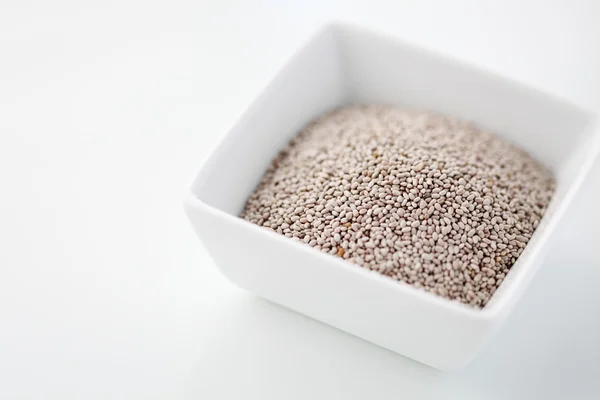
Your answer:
(185, 22), (599, 370)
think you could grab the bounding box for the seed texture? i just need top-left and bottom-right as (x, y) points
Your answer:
(241, 105), (555, 307)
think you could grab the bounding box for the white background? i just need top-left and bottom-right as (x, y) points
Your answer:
(2, 1), (600, 399)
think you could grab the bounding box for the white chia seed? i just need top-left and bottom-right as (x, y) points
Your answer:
(241, 105), (555, 308)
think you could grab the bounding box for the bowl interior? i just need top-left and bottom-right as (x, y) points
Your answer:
(190, 23), (598, 312)
(336, 24), (594, 173)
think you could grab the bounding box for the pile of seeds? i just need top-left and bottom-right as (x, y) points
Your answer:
(241, 105), (555, 307)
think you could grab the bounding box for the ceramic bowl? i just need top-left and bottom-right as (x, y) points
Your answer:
(185, 23), (599, 370)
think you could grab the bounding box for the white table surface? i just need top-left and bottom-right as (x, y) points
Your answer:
(2, 1), (600, 399)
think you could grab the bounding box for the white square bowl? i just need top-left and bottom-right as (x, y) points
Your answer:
(185, 23), (600, 371)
